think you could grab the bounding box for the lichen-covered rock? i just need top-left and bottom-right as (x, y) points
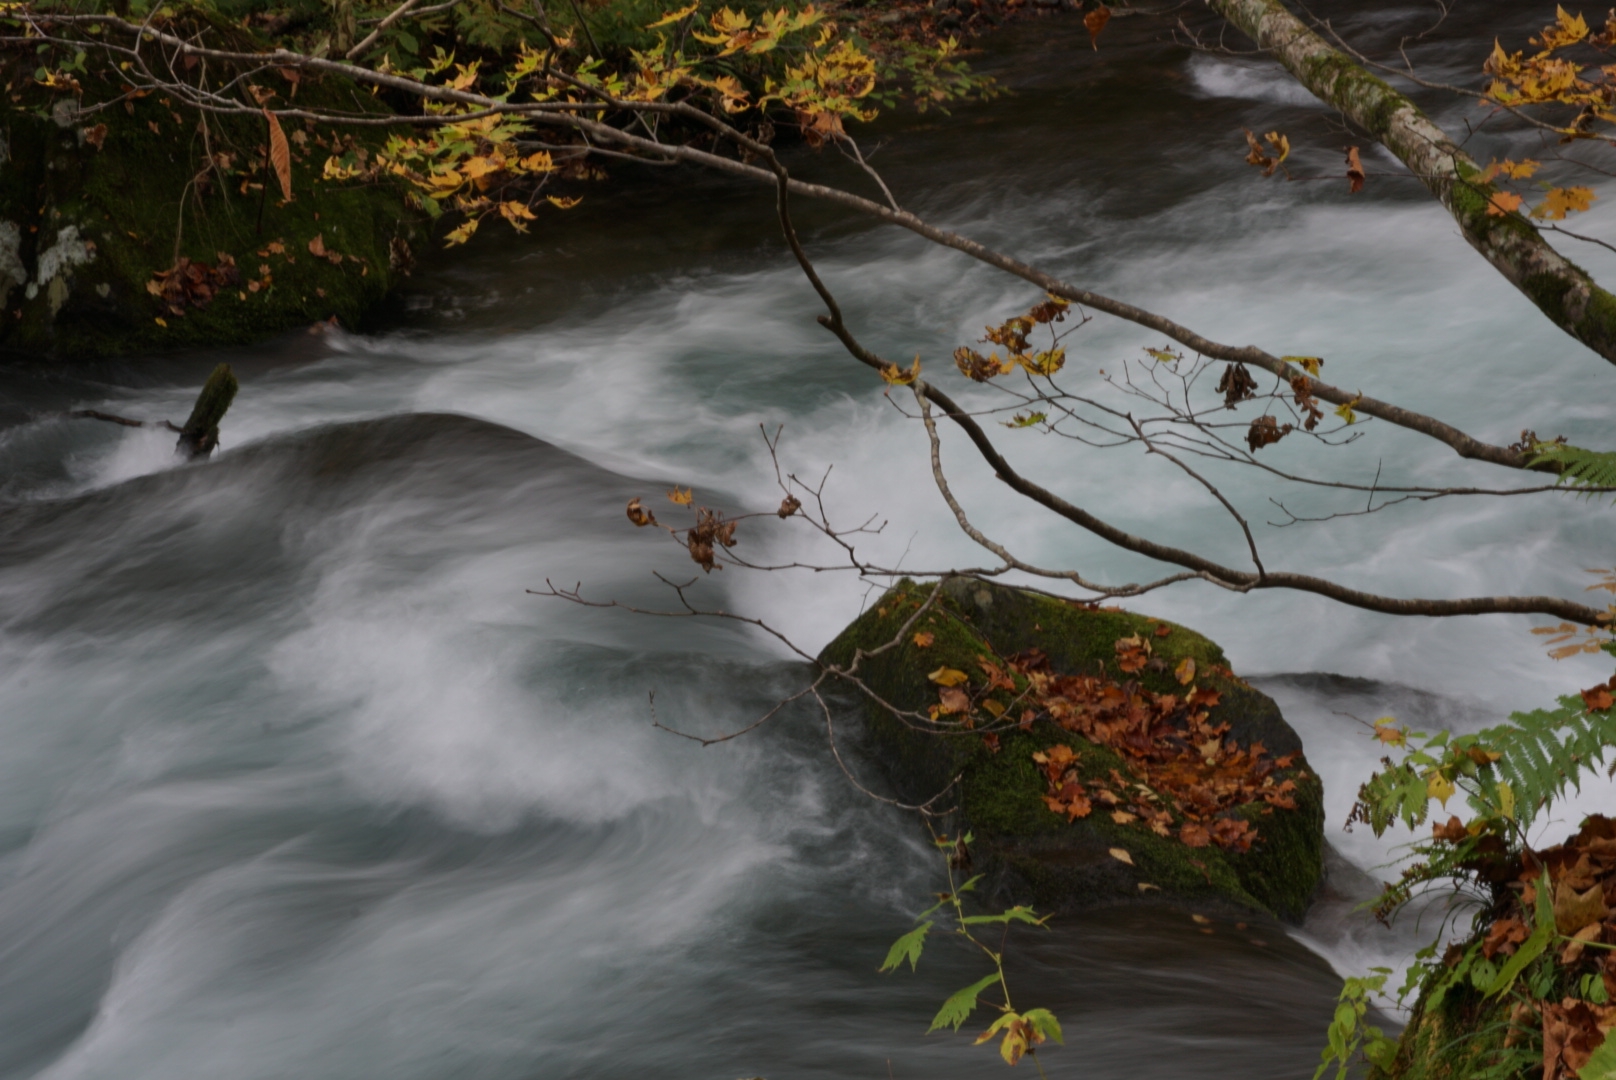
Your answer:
(819, 579), (1325, 919)
(0, 58), (420, 359)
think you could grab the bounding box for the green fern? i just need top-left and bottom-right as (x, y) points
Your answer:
(1530, 441), (1616, 499)
(1477, 695), (1616, 827)
(1354, 693), (1616, 836)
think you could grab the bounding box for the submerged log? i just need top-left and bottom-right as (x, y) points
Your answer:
(64, 362), (238, 459)
(174, 363), (238, 459)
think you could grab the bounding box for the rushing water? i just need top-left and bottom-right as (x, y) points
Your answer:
(3, 3), (1616, 1077)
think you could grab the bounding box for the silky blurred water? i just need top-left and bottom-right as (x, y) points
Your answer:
(1, 3), (1613, 1077)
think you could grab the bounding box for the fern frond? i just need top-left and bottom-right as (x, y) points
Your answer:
(1478, 696), (1616, 827)
(1530, 442), (1616, 500)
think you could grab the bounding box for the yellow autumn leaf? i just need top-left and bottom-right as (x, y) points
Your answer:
(1534, 186), (1597, 221)
(666, 487), (694, 506)
(1283, 356), (1323, 376)
(927, 667), (969, 687)
(880, 358), (921, 386)
(1426, 771), (1456, 807)
(1334, 397), (1361, 425)
(1497, 781), (1515, 820)
(1108, 847), (1133, 865)
(1174, 657), (1196, 686)
(645, 1), (699, 27)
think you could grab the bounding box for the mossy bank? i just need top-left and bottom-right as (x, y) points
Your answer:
(820, 579), (1325, 920)
(0, 57), (419, 359)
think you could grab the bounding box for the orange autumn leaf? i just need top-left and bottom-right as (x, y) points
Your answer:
(912, 631), (936, 648)
(1534, 186), (1596, 220)
(264, 109), (292, 201)
(666, 487), (694, 506)
(1083, 3), (1109, 48)
(1345, 146), (1365, 194)
(1487, 190), (1525, 217)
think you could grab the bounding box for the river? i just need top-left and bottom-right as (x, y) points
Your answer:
(1, 3), (1613, 1077)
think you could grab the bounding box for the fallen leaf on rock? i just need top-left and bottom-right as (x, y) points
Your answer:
(928, 667), (969, 687)
(1554, 879), (1610, 935)
(913, 631), (935, 648)
(1108, 847), (1133, 865)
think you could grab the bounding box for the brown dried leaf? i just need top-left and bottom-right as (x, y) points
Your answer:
(625, 497), (658, 528)
(264, 109), (292, 201)
(1346, 146), (1365, 194)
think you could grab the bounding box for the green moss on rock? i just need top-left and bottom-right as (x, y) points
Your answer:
(1373, 984), (1522, 1080)
(819, 579), (1324, 919)
(0, 59), (420, 358)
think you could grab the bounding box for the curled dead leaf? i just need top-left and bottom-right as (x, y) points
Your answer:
(1345, 146), (1365, 194)
(626, 497), (658, 528)
(777, 494), (801, 518)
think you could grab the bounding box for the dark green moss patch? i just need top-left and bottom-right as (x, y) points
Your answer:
(0, 58), (420, 359)
(820, 579), (1324, 919)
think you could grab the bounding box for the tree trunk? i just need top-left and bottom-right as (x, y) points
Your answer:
(1208, 0), (1616, 368)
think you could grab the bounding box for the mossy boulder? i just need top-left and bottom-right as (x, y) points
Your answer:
(1373, 984), (1519, 1079)
(820, 578), (1325, 920)
(0, 56), (420, 358)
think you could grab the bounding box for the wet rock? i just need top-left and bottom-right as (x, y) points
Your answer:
(0, 74), (420, 359)
(819, 579), (1325, 919)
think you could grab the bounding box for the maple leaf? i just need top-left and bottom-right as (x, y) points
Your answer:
(1345, 146), (1365, 194)
(1487, 190), (1525, 217)
(913, 631), (935, 648)
(1535, 186), (1597, 220)
(666, 487), (694, 506)
(880, 358), (921, 386)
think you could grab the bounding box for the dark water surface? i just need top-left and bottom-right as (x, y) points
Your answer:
(2, 4), (1614, 1077)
